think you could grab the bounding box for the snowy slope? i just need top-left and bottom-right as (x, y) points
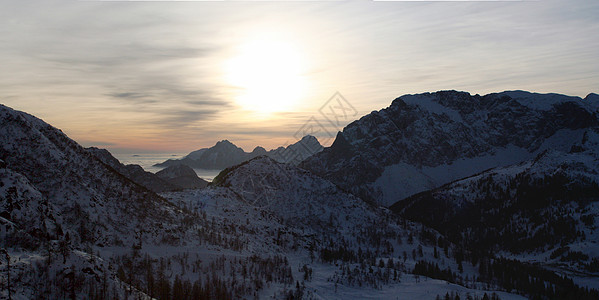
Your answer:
(0, 166), (59, 246)
(212, 156), (378, 233)
(0, 104), (195, 298)
(177, 157), (527, 299)
(0, 104), (182, 248)
(391, 129), (599, 276)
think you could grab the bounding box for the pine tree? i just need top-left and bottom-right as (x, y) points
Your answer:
(59, 232), (71, 263)
(172, 275), (183, 300)
(1, 249), (11, 300)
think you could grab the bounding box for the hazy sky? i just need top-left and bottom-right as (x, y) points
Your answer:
(1, 0), (598, 153)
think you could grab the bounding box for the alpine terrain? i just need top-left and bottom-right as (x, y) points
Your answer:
(1, 90), (599, 300)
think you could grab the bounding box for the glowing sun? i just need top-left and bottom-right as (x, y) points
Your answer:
(225, 38), (307, 114)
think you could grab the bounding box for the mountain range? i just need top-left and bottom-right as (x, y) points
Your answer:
(2, 90), (599, 299)
(155, 135), (323, 170)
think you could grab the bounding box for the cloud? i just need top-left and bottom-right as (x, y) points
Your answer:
(158, 108), (224, 130)
(0, 0), (232, 129)
(107, 92), (148, 99)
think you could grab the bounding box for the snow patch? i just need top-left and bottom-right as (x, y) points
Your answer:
(401, 94), (464, 123)
(372, 163), (436, 206)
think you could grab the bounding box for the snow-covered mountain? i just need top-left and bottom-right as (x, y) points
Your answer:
(0, 104), (180, 244)
(155, 135), (323, 170)
(0, 103), (197, 298)
(212, 156), (378, 232)
(302, 90), (599, 207)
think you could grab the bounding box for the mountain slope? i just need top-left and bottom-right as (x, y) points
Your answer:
(87, 146), (182, 193)
(0, 103), (202, 298)
(390, 132), (599, 273)
(0, 106), (199, 250)
(207, 156), (597, 298)
(1, 165), (58, 247)
(212, 156), (377, 232)
(0, 104), (183, 248)
(301, 90), (599, 206)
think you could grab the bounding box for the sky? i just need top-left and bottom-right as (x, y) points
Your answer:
(1, 0), (598, 153)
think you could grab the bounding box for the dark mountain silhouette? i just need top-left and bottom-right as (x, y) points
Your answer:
(156, 164), (208, 189)
(155, 135), (323, 170)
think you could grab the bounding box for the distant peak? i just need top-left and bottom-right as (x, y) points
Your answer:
(300, 135), (318, 142)
(252, 146), (267, 153)
(156, 164), (197, 177)
(217, 139), (234, 145)
(435, 90), (472, 96)
(213, 139), (242, 150)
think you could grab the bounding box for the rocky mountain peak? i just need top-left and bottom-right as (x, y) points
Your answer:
(302, 90), (599, 206)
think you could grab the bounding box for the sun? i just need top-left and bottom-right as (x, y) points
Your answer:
(225, 38), (307, 114)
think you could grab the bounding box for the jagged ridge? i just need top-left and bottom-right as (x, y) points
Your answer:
(302, 90), (599, 206)
(156, 135), (323, 169)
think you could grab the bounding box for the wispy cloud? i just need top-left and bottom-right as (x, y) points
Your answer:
(107, 92), (149, 100)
